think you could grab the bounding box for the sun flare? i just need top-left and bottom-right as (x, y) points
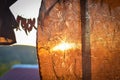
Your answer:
(52, 41), (76, 51)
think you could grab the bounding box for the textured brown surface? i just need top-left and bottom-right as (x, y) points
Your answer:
(37, 0), (120, 80)
(89, 0), (120, 80)
(37, 0), (82, 80)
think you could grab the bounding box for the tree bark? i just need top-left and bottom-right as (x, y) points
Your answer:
(37, 0), (120, 80)
(37, 0), (82, 80)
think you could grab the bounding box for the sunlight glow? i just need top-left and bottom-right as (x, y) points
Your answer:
(52, 41), (76, 51)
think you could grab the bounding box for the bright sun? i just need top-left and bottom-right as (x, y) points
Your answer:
(52, 41), (76, 51)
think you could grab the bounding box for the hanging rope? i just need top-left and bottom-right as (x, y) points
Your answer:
(16, 15), (37, 35)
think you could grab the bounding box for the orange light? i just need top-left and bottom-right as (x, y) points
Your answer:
(52, 41), (76, 51)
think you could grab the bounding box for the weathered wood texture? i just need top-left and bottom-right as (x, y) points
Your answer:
(37, 0), (120, 80)
(89, 0), (120, 80)
(37, 0), (82, 80)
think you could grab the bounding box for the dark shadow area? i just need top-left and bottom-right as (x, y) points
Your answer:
(80, 0), (92, 80)
(0, 0), (18, 45)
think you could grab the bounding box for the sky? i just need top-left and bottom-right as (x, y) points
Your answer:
(10, 0), (41, 46)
